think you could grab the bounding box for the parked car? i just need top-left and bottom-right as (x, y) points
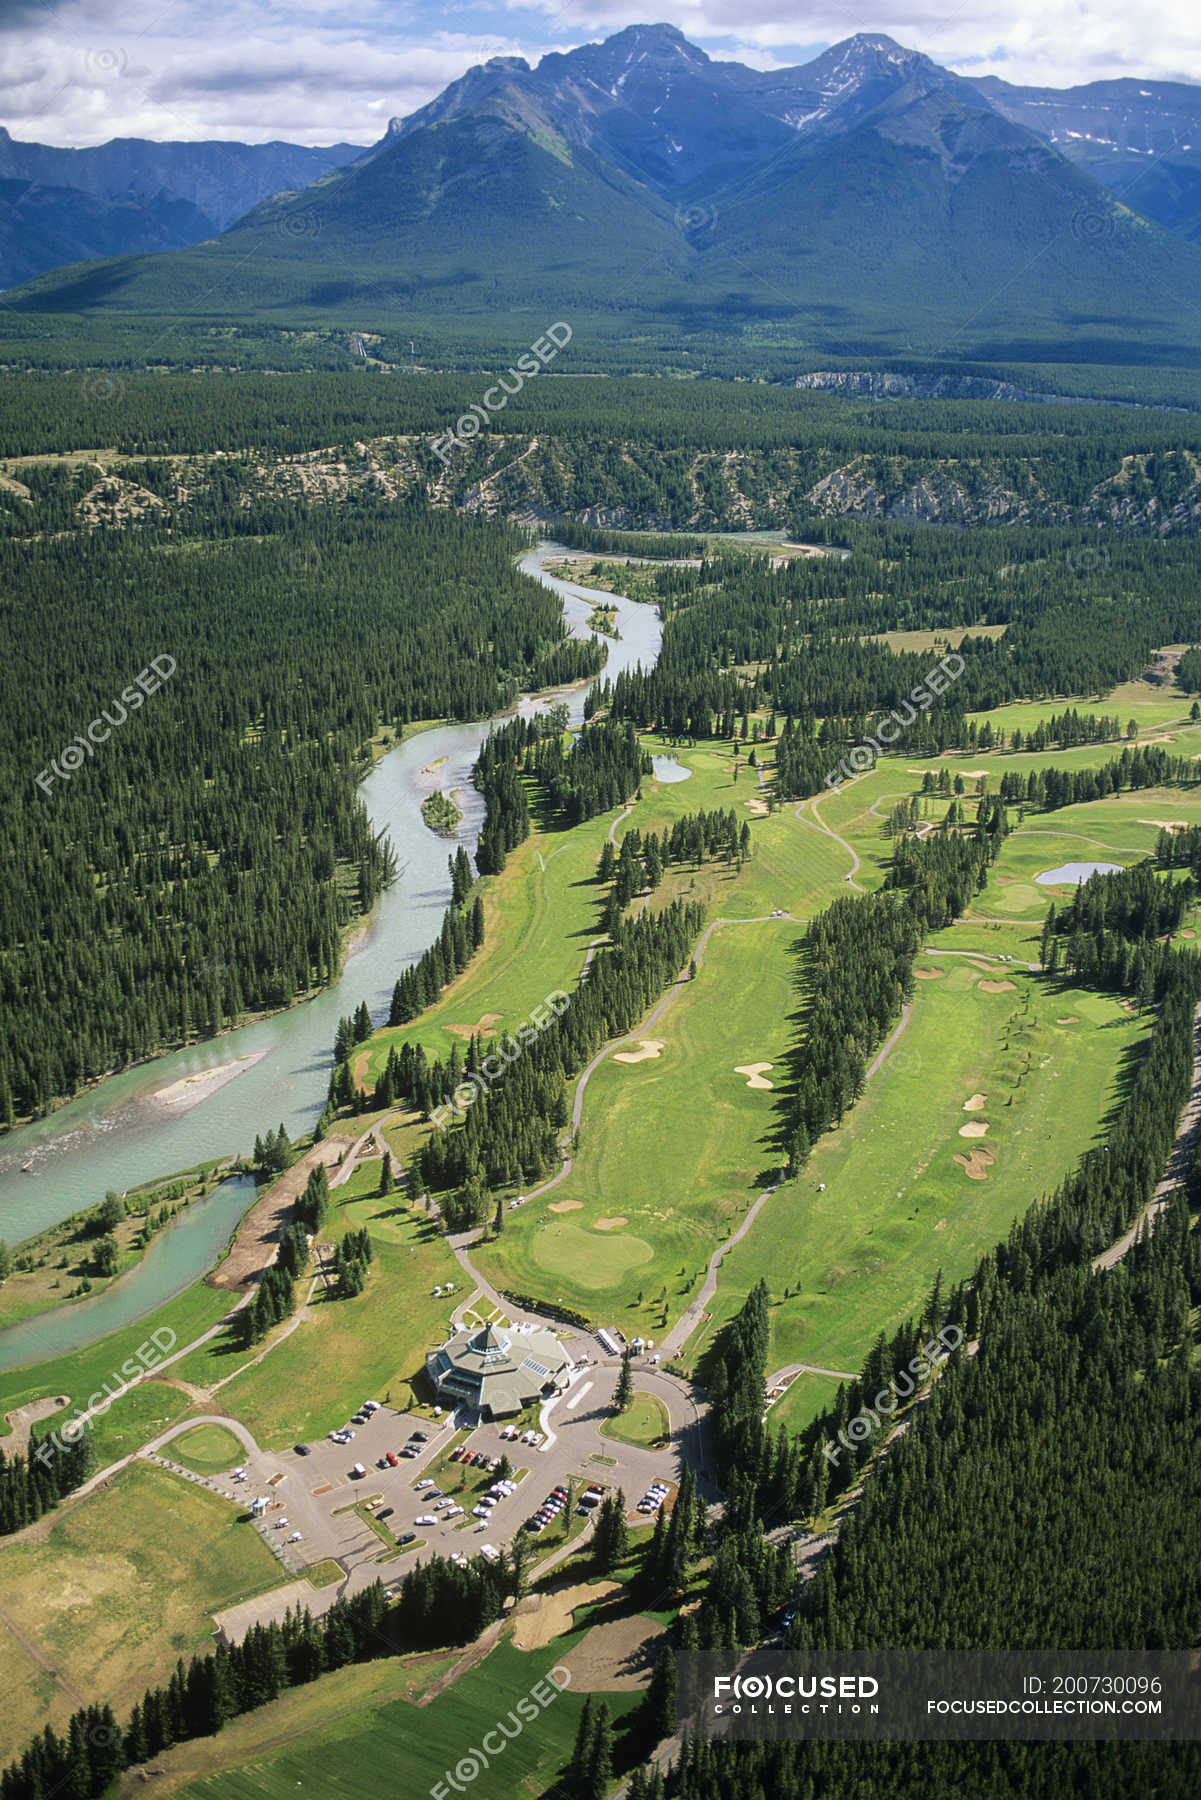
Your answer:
(397, 1532), (417, 1546)
(294, 1444), (311, 1456)
(386, 1451), (399, 1467)
(472, 1505), (490, 1518)
(415, 1476), (434, 1488)
(444, 1504), (464, 1518)
(351, 1462), (366, 1478)
(415, 1513), (437, 1526)
(289, 1531), (302, 1542)
(377, 1507), (394, 1520)
(411, 1431), (429, 1444)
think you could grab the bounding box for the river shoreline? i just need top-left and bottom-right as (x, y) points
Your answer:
(0, 546), (662, 1296)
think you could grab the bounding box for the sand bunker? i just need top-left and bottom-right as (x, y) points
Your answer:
(979, 979), (1017, 993)
(1140, 819), (1187, 830)
(962, 769), (989, 777)
(446, 1012), (501, 1040)
(958, 1121), (991, 1138)
(954, 1148), (995, 1180)
(615, 1039), (664, 1063)
(735, 1062), (774, 1089)
(1056, 1016), (1080, 1024)
(594, 1217), (628, 1230)
(963, 1093), (987, 1110)
(914, 968), (944, 980)
(549, 1200), (583, 1213)
(745, 797), (768, 816)
(511, 1579), (619, 1652)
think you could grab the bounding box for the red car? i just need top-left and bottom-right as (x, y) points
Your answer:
(386, 1451), (399, 1467)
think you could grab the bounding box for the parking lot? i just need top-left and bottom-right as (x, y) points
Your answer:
(188, 1352), (693, 1639)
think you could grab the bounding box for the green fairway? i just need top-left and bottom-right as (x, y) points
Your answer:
(0, 1462), (282, 1764)
(171, 1423), (246, 1474)
(689, 953), (1148, 1414)
(477, 912), (798, 1328)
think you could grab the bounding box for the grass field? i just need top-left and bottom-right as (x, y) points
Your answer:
(171, 1423), (246, 1474)
(173, 1165), (463, 1448)
(0, 1282), (230, 1465)
(602, 1393), (670, 1449)
(178, 1640), (641, 1800)
(0, 1462), (282, 1763)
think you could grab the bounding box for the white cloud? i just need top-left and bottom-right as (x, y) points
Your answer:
(0, 0), (1197, 146)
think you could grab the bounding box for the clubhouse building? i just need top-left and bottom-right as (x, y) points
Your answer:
(425, 1321), (572, 1419)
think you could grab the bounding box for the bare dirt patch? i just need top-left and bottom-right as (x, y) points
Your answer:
(549, 1200), (583, 1214)
(614, 1039), (664, 1063)
(209, 1137), (354, 1292)
(594, 1217), (628, 1231)
(954, 1148), (995, 1181)
(559, 1612), (667, 1691)
(4, 1397), (71, 1452)
(963, 1093), (987, 1111)
(979, 979), (1017, 993)
(511, 1580), (619, 1652)
(734, 1062), (774, 1089)
(958, 1121), (991, 1139)
(446, 1012), (501, 1041)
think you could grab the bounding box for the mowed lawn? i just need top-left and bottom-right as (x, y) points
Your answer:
(178, 1641), (641, 1800)
(477, 914), (798, 1327)
(171, 1423), (247, 1474)
(693, 952), (1148, 1426)
(0, 1462), (282, 1764)
(174, 1167), (464, 1447)
(0, 1282), (229, 1466)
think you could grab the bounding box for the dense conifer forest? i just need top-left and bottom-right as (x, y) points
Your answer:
(0, 500), (599, 1122)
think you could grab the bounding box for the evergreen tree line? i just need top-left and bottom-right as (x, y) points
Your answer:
(650, 911), (1201, 1794)
(414, 900), (705, 1208)
(779, 807), (1006, 1165)
(0, 1430), (95, 1538)
(994, 742), (1196, 812)
(0, 1558), (514, 1800)
(596, 809), (752, 933)
(1041, 864), (1192, 996)
(549, 521), (707, 558)
(733, 901), (1201, 1529)
(0, 502), (599, 1124)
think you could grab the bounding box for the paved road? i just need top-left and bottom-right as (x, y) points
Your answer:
(866, 1004), (912, 1079)
(1094, 1001), (1201, 1271)
(659, 1185), (779, 1361)
(797, 785), (865, 890)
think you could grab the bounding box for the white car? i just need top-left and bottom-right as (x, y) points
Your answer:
(415, 1513), (437, 1526)
(444, 1504), (464, 1518)
(415, 1476), (434, 1489)
(472, 1505), (490, 1518)
(289, 1531), (302, 1542)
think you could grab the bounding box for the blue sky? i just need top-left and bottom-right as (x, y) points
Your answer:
(0, 0), (1196, 146)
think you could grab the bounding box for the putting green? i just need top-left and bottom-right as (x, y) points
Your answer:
(531, 1220), (655, 1289)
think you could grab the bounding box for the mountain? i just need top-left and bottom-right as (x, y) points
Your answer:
(0, 178), (216, 288)
(968, 76), (1201, 241)
(7, 25), (1201, 369)
(0, 129), (360, 285)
